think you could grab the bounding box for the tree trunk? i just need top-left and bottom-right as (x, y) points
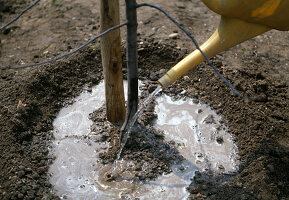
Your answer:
(121, 0), (138, 132)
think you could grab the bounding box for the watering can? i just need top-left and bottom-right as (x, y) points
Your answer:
(158, 0), (289, 87)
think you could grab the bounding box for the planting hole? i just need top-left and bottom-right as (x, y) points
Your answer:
(49, 82), (239, 199)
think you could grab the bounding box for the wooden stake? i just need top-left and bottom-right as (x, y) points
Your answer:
(100, 0), (126, 123)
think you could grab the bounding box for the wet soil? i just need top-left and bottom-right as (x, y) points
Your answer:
(1, 0), (289, 200)
(89, 88), (184, 182)
(90, 105), (183, 182)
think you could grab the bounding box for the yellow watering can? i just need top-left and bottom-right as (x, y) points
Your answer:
(158, 0), (289, 87)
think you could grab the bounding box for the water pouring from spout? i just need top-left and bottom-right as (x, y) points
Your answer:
(117, 85), (162, 159)
(158, 0), (289, 88)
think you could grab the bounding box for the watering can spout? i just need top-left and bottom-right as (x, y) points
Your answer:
(158, 16), (270, 87)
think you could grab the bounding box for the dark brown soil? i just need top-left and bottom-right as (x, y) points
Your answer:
(1, 0), (288, 200)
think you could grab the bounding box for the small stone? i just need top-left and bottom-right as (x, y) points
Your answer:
(1, 75), (7, 79)
(195, 171), (202, 177)
(216, 136), (224, 144)
(196, 160), (202, 164)
(197, 153), (203, 158)
(236, 182), (243, 188)
(105, 173), (116, 182)
(169, 87), (176, 93)
(204, 114), (215, 124)
(157, 69), (166, 77)
(138, 48), (145, 52)
(218, 165), (225, 170)
(149, 73), (158, 81)
(152, 27), (158, 32)
(216, 103), (222, 108)
(25, 168), (32, 173)
(196, 193), (202, 198)
(169, 33), (179, 39)
(179, 166), (185, 171)
(257, 156), (264, 161)
(183, 76), (190, 82)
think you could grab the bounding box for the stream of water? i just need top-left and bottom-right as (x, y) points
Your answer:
(117, 86), (162, 159)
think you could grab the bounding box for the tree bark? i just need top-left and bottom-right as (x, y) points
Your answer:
(121, 0), (138, 131)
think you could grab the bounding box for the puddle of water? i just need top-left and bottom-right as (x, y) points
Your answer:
(154, 95), (239, 175)
(53, 82), (105, 140)
(49, 82), (239, 200)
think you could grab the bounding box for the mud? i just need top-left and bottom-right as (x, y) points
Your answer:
(1, 0), (289, 200)
(90, 96), (183, 181)
(49, 81), (238, 199)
